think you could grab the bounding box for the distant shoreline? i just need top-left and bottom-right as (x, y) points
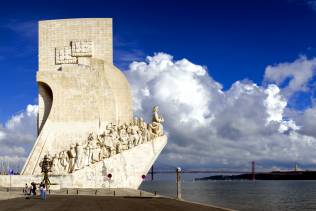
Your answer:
(196, 170), (316, 180)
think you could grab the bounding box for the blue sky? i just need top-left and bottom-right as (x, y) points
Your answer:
(1, 0), (316, 122)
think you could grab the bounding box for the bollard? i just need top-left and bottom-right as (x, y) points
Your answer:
(113, 190), (116, 196)
(49, 190), (51, 195)
(176, 167), (182, 200)
(66, 189), (69, 195)
(95, 190), (97, 195)
(77, 189), (79, 195)
(154, 191), (157, 196)
(140, 191), (142, 197)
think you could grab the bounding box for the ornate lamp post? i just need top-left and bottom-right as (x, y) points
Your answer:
(39, 155), (52, 190)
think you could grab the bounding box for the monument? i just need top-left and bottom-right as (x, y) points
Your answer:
(0, 18), (167, 189)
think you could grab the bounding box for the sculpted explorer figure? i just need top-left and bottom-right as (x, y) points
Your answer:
(98, 132), (109, 159)
(151, 106), (164, 136)
(74, 143), (84, 170)
(91, 134), (101, 163)
(38, 109), (165, 174)
(67, 144), (77, 173)
(86, 133), (100, 164)
(85, 133), (94, 165)
(59, 151), (69, 173)
(50, 154), (59, 174)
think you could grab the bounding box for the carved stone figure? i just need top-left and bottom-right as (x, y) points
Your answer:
(50, 154), (59, 174)
(91, 135), (101, 163)
(83, 145), (90, 166)
(101, 132), (112, 158)
(38, 112), (164, 174)
(148, 123), (156, 140)
(130, 127), (140, 146)
(97, 133), (108, 159)
(133, 117), (139, 127)
(139, 118), (147, 129)
(108, 129), (119, 155)
(139, 120), (148, 143)
(85, 133), (94, 165)
(151, 106), (164, 136)
(59, 151), (69, 173)
(74, 143), (84, 170)
(67, 144), (77, 173)
(119, 125), (129, 150)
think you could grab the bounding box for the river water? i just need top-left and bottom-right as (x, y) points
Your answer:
(140, 180), (316, 210)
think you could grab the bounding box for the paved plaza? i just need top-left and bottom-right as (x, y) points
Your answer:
(0, 194), (231, 211)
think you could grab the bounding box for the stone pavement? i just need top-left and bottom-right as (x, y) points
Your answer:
(0, 188), (234, 211)
(0, 195), (233, 211)
(0, 191), (22, 201)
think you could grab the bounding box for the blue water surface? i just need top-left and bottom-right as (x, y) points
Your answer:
(140, 180), (316, 211)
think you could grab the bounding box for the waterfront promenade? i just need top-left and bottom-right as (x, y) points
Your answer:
(0, 189), (233, 211)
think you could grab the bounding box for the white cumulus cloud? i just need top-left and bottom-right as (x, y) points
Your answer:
(0, 105), (37, 172)
(264, 84), (287, 123)
(126, 53), (316, 170)
(264, 56), (316, 100)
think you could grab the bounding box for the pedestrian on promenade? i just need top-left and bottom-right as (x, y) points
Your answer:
(43, 185), (47, 200)
(40, 182), (47, 200)
(31, 182), (37, 198)
(40, 183), (44, 200)
(23, 183), (28, 195)
(25, 184), (31, 199)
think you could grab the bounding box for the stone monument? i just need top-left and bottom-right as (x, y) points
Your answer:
(0, 18), (167, 189)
